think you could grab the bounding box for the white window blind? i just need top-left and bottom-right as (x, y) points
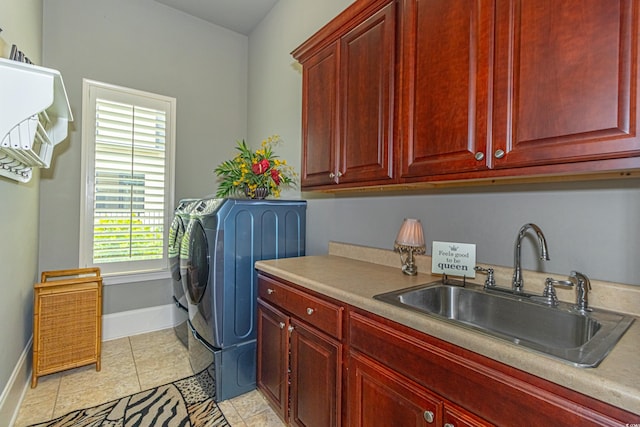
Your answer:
(93, 99), (166, 263)
(80, 80), (176, 280)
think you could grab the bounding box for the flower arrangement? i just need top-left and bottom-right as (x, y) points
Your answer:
(214, 135), (297, 198)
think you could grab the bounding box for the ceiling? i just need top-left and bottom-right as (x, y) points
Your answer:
(154, 0), (279, 35)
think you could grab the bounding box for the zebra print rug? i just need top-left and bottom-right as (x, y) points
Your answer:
(28, 368), (230, 426)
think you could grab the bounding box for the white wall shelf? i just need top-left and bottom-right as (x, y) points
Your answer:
(0, 58), (73, 182)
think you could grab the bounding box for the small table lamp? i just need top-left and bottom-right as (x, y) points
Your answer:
(394, 218), (426, 275)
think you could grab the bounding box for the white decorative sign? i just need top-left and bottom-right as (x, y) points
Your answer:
(431, 241), (476, 278)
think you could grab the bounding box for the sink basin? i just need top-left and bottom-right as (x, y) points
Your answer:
(374, 282), (635, 367)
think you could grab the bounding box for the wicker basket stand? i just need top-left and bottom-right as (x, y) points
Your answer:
(31, 267), (103, 388)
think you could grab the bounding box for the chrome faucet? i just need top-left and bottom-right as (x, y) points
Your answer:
(512, 223), (550, 293)
(570, 271), (592, 312)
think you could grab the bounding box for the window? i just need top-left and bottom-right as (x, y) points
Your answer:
(80, 80), (176, 281)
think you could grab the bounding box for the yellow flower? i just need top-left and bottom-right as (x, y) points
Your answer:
(214, 135), (297, 198)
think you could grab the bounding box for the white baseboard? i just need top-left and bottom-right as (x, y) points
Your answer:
(1, 338), (31, 427)
(2, 304), (185, 425)
(102, 303), (184, 341)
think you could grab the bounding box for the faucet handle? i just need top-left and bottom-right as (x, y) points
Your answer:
(570, 271), (592, 312)
(542, 277), (573, 306)
(474, 266), (495, 288)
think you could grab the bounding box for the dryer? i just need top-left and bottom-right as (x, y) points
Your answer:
(180, 198), (306, 401)
(168, 198), (199, 348)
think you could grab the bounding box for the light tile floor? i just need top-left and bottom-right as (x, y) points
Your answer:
(14, 328), (285, 427)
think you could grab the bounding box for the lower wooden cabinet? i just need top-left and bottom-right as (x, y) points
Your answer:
(348, 307), (640, 427)
(255, 271), (640, 427)
(256, 301), (289, 419)
(348, 350), (492, 427)
(290, 318), (341, 427)
(257, 274), (344, 427)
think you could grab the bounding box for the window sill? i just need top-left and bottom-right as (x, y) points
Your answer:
(101, 269), (171, 286)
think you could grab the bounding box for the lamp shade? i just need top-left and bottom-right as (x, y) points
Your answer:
(395, 218), (425, 248)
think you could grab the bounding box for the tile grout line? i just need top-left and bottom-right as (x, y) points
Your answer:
(129, 336), (143, 392)
(50, 375), (62, 421)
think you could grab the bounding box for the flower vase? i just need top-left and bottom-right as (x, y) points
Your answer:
(244, 186), (269, 199)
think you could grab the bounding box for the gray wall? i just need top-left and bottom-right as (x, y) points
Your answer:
(1, 0), (639, 417)
(40, 0), (249, 314)
(248, 0), (640, 286)
(0, 0), (43, 417)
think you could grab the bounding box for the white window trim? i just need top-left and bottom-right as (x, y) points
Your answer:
(79, 79), (176, 284)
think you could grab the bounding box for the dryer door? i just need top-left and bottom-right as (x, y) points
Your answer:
(168, 215), (184, 282)
(184, 220), (209, 305)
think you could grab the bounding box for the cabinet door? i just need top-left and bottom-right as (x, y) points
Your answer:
(301, 42), (339, 187)
(443, 404), (494, 427)
(348, 351), (441, 427)
(290, 318), (341, 427)
(400, 0), (494, 177)
(339, 0), (396, 184)
(257, 300), (289, 422)
(492, 0), (640, 168)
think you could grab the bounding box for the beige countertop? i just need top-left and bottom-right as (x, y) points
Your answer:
(255, 242), (640, 415)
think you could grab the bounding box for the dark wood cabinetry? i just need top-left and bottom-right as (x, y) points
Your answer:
(293, 0), (396, 189)
(491, 0), (640, 169)
(399, 0), (494, 177)
(295, 0), (640, 189)
(348, 350), (492, 427)
(348, 307), (640, 427)
(297, 42), (339, 187)
(256, 274), (344, 427)
(256, 301), (289, 419)
(255, 268), (640, 427)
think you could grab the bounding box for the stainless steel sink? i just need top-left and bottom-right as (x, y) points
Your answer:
(374, 282), (635, 367)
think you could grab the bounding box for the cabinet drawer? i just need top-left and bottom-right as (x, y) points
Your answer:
(258, 274), (343, 339)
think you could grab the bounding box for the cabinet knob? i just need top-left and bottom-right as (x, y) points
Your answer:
(494, 149), (505, 159)
(444, 424), (455, 427)
(287, 325), (294, 333)
(474, 152), (485, 161)
(423, 410), (435, 423)
(267, 288), (275, 294)
(329, 172), (335, 179)
(306, 307), (314, 315)
(278, 322), (285, 329)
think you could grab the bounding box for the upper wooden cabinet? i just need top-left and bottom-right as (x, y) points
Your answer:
(491, 0), (640, 169)
(293, 0), (396, 189)
(399, 0), (494, 177)
(294, 0), (640, 190)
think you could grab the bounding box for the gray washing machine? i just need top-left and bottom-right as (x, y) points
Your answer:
(180, 198), (306, 401)
(168, 198), (200, 348)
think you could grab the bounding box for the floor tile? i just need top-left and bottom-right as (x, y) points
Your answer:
(244, 408), (286, 427)
(218, 400), (246, 426)
(13, 374), (61, 427)
(229, 389), (272, 420)
(13, 328), (281, 427)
